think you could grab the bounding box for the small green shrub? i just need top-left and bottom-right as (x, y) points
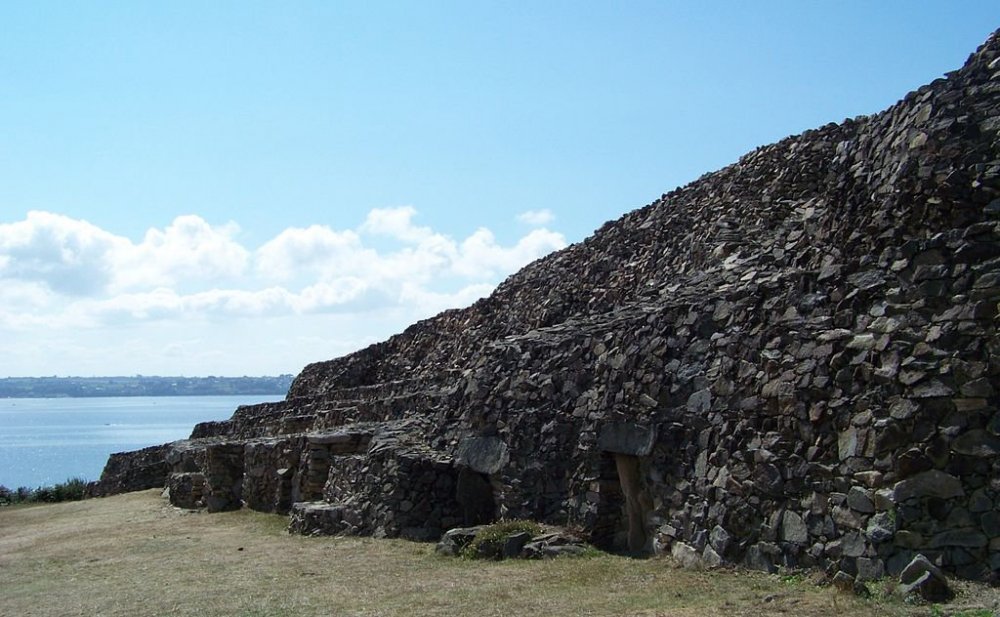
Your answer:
(460, 519), (542, 560)
(52, 477), (87, 501)
(33, 486), (55, 502)
(0, 478), (88, 505)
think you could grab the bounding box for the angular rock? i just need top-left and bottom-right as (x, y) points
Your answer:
(846, 487), (875, 514)
(866, 512), (895, 544)
(892, 470), (964, 502)
(928, 530), (989, 549)
(898, 554), (953, 602)
(709, 525), (732, 556)
(436, 526), (481, 556)
(702, 545), (723, 568)
(780, 511), (809, 545)
(950, 429), (1000, 457)
(671, 541), (702, 569)
(455, 436), (509, 475)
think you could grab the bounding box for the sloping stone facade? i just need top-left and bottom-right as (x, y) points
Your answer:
(93, 31), (1000, 584)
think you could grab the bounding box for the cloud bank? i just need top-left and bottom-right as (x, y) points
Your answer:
(0, 208), (566, 331)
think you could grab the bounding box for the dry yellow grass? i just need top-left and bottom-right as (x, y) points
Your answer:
(0, 490), (994, 617)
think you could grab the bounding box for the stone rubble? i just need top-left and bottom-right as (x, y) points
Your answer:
(91, 30), (1000, 586)
(434, 525), (590, 560)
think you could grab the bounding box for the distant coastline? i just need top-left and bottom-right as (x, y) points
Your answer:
(0, 375), (293, 398)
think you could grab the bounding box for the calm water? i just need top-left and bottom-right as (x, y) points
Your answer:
(0, 395), (283, 489)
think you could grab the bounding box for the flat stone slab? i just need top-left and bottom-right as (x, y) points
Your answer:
(892, 469), (964, 502)
(598, 422), (656, 456)
(456, 435), (509, 475)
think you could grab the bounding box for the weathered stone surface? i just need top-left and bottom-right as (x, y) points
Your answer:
(894, 530), (924, 549)
(702, 544), (723, 568)
(521, 531), (591, 558)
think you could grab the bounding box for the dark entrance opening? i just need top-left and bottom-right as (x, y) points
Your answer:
(456, 466), (496, 526)
(303, 444), (331, 501)
(592, 451), (652, 555)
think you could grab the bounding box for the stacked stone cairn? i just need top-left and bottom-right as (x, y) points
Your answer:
(91, 31), (1000, 589)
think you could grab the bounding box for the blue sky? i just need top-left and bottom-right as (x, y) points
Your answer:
(1, 3), (997, 377)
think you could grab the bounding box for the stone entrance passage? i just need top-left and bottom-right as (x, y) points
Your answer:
(456, 467), (496, 525)
(614, 453), (652, 553)
(454, 434), (507, 525)
(591, 452), (653, 554)
(302, 429), (374, 501)
(592, 422), (655, 554)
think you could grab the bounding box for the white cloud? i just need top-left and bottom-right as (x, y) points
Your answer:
(0, 211), (250, 297)
(398, 282), (497, 317)
(516, 209), (555, 226)
(361, 206), (434, 243)
(0, 207), (568, 376)
(0, 211), (125, 295)
(453, 227), (565, 278)
(113, 215), (249, 291)
(255, 225), (369, 281)
(256, 206), (566, 290)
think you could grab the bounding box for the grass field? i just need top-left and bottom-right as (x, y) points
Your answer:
(0, 490), (995, 617)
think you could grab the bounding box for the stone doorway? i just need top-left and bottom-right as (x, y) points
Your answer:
(593, 421), (656, 554)
(613, 453), (652, 554)
(592, 451), (654, 555)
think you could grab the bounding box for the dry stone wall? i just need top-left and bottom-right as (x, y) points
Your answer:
(93, 31), (1000, 584)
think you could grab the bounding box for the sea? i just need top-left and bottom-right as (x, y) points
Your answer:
(0, 395), (283, 489)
